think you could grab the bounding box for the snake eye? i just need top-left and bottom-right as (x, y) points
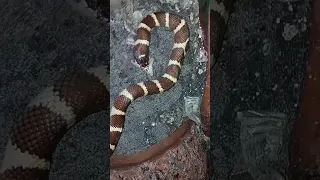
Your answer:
(134, 53), (148, 67)
(134, 44), (149, 68)
(139, 58), (149, 68)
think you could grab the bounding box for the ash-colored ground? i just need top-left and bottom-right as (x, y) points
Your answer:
(211, 0), (309, 179)
(0, 0), (110, 179)
(110, 0), (207, 155)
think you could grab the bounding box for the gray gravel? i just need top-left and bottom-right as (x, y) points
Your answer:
(211, 0), (310, 179)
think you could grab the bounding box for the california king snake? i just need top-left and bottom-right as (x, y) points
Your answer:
(109, 12), (190, 155)
(0, 66), (109, 179)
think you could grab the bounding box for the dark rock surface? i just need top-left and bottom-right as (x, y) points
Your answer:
(211, 0), (310, 179)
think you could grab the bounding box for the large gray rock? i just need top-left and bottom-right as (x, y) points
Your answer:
(110, 0), (207, 155)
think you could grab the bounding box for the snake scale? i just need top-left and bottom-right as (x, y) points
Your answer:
(0, 0), (235, 179)
(0, 66), (110, 179)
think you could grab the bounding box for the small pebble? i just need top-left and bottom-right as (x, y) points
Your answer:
(282, 23), (299, 41)
(272, 84), (278, 91)
(255, 72), (260, 77)
(288, 4), (293, 12)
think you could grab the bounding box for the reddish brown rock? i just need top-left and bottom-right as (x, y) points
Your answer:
(289, 0), (320, 178)
(110, 119), (208, 180)
(199, 10), (210, 138)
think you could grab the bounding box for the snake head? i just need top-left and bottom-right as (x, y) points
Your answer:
(136, 55), (149, 68)
(134, 47), (150, 69)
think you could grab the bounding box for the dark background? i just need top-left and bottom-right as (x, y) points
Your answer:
(211, 0), (310, 179)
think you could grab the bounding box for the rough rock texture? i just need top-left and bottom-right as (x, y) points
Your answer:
(110, 0), (207, 156)
(211, 0), (310, 179)
(0, 0), (110, 179)
(233, 110), (289, 179)
(110, 120), (208, 179)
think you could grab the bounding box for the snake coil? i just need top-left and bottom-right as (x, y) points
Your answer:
(109, 12), (190, 155)
(0, 66), (109, 179)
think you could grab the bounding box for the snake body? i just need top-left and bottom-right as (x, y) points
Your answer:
(109, 12), (190, 155)
(0, 66), (109, 179)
